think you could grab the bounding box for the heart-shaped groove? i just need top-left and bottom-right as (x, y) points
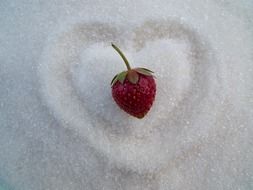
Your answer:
(39, 20), (218, 172)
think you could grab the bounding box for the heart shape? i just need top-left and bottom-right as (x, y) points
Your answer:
(39, 20), (218, 171)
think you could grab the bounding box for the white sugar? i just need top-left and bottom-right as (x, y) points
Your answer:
(0, 0), (253, 189)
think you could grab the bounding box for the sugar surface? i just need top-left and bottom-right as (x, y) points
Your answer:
(0, 0), (253, 189)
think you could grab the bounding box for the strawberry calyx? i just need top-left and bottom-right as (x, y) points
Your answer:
(111, 68), (154, 86)
(111, 43), (154, 86)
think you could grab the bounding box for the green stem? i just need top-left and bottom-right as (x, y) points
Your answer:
(111, 43), (131, 70)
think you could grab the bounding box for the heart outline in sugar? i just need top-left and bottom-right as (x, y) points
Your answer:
(39, 19), (218, 172)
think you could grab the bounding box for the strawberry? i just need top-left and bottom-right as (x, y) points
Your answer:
(111, 43), (156, 119)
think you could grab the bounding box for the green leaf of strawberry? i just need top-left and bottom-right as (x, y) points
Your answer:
(135, 68), (154, 76)
(118, 71), (128, 83)
(127, 70), (139, 84)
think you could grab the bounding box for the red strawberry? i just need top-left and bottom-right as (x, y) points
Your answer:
(111, 43), (156, 119)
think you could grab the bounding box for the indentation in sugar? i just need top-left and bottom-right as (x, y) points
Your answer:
(39, 20), (219, 171)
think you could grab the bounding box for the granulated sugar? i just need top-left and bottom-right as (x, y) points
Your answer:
(0, 0), (252, 189)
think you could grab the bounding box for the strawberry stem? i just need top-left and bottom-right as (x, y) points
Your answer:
(111, 43), (131, 70)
